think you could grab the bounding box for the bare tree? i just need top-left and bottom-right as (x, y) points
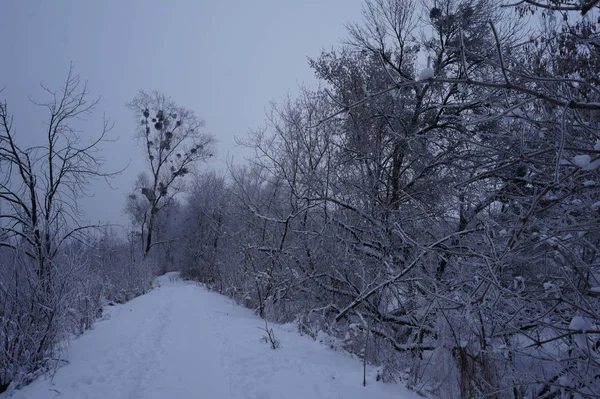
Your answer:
(0, 65), (125, 393)
(127, 91), (215, 257)
(0, 64), (116, 285)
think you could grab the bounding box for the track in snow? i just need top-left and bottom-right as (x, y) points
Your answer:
(5, 274), (419, 399)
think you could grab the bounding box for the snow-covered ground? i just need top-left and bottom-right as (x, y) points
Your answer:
(3, 273), (420, 399)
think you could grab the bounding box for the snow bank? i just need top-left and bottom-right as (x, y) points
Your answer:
(3, 273), (419, 399)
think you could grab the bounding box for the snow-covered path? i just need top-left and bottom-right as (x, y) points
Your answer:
(5, 274), (419, 399)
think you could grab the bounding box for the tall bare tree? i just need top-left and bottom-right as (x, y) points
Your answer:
(127, 91), (215, 257)
(0, 64), (115, 284)
(0, 65), (131, 393)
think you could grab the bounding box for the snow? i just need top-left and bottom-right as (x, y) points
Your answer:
(418, 67), (434, 80)
(569, 316), (590, 331)
(583, 180), (596, 186)
(3, 273), (419, 399)
(573, 154), (600, 170)
(356, 244), (382, 258)
(569, 316), (592, 350)
(591, 286), (600, 293)
(592, 201), (600, 211)
(595, 140), (600, 151)
(543, 282), (553, 290)
(584, 159), (600, 170)
(558, 375), (574, 388)
(573, 154), (591, 167)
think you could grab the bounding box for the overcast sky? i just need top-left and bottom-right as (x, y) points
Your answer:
(0, 0), (364, 228)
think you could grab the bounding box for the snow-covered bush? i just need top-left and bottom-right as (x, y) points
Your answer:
(0, 249), (79, 391)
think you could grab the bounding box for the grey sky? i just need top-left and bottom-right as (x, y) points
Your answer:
(1, 0), (363, 228)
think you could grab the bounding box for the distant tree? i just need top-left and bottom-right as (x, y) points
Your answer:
(127, 91), (215, 257)
(177, 171), (228, 286)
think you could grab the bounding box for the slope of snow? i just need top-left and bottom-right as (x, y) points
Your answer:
(3, 273), (420, 399)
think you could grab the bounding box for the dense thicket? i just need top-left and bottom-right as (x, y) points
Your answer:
(155, 1), (600, 397)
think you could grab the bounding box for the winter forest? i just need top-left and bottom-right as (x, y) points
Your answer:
(1, 0), (600, 398)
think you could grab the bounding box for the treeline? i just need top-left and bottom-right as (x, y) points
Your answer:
(135, 1), (600, 397)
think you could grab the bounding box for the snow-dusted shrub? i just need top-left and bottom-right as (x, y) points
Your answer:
(101, 256), (154, 304)
(0, 234), (154, 393)
(0, 251), (75, 392)
(92, 229), (155, 304)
